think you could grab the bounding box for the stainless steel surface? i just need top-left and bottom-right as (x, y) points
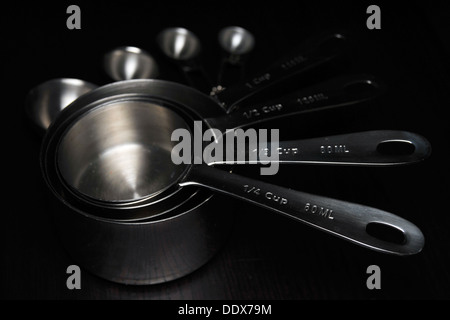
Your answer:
(55, 76), (385, 205)
(43, 80), (221, 224)
(53, 87), (426, 255)
(218, 26), (255, 56)
(103, 46), (159, 81)
(41, 79), (430, 285)
(181, 165), (425, 256)
(209, 131), (432, 166)
(25, 78), (98, 131)
(207, 74), (385, 131)
(213, 31), (349, 111)
(57, 100), (188, 203)
(41, 80), (227, 284)
(157, 27), (201, 60)
(50, 186), (233, 285)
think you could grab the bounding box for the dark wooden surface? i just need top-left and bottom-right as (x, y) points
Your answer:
(2, 1), (450, 300)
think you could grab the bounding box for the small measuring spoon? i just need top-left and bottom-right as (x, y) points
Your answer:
(217, 26), (255, 87)
(157, 27), (213, 93)
(103, 46), (159, 81)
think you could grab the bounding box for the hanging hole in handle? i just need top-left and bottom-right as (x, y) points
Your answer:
(376, 140), (416, 156)
(366, 222), (406, 245)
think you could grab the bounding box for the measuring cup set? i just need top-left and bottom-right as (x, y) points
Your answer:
(26, 27), (431, 284)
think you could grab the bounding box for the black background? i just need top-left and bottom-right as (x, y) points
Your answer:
(2, 0), (450, 301)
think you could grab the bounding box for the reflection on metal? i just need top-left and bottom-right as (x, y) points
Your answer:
(103, 46), (159, 81)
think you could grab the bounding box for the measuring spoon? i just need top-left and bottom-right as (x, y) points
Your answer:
(217, 26), (255, 87)
(103, 46), (159, 81)
(157, 27), (213, 93)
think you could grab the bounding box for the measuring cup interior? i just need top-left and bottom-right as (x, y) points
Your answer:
(57, 100), (192, 203)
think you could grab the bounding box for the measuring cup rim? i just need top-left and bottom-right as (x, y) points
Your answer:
(40, 80), (224, 217)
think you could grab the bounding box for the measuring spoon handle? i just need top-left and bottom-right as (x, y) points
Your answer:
(213, 31), (349, 109)
(180, 64), (214, 94)
(206, 74), (384, 131)
(181, 165), (425, 256)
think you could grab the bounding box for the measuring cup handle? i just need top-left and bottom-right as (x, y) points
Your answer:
(249, 130), (431, 166)
(181, 165), (425, 255)
(213, 31), (349, 110)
